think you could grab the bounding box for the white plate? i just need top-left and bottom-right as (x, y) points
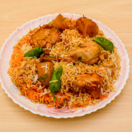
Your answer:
(0, 13), (130, 118)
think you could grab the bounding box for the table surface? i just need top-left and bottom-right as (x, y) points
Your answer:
(0, 0), (132, 132)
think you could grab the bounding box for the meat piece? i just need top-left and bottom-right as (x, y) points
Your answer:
(69, 87), (79, 94)
(68, 41), (101, 64)
(41, 41), (101, 65)
(76, 17), (99, 37)
(43, 50), (51, 55)
(50, 14), (67, 30)
(79, 40), (99, 48)
(99, 53), (108, 61)
(73, 73), (102, 98)
(37, 62), (54, 87)
(40, 53), (65, 62)
(40, 51), (51, 62)
(46, 43), (52, 48)
(40, 54), (56, 62)
(30, 27), (61, 48)
(40, 53), (74, 63)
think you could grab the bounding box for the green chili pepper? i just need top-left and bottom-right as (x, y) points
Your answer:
(49, 65), (63, 102)
(24, 47), (43, 58)
(93, 37), (114, 52)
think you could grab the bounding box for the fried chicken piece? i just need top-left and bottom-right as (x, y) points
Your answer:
(68, 41), (101, 64)
(99, 52), (108, 61)
(43, 50), (51, 55)
(50, 14), (68, 30)
(30, 26), (61, 48)
(76, 17), (99, 38)
(40, 54), (58, 62)
(37, 62), (54, 87)
(79, 40), (99, 48)
(73, 73), (102, 98)
(40, 53), (74, 63)
(41, 41), (101, 64)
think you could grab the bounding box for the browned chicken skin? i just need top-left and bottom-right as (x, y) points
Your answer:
(37, 62), (54, 87)
(43, 49), (51, 55)
(50, 14), (68, 30)
(40, 41), (101, 65)
(40, 53), (74, 63)
(30, 26), (61, 48)
(73, 73), (102, 98)
(76, 17), (99, 37)
(32, 15), (105, 98)
(99, 52), (108, 61)
(68, 41), (101, 64)
(40, 54), (60, 62)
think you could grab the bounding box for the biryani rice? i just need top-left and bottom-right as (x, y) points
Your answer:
(8, 20), (121, 109)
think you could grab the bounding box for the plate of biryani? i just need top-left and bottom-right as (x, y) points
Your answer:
(0, 13), (129, 118)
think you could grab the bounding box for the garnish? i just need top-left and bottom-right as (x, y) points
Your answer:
(40, 74), (48, 82)
(49, 66), (63, 102)
(93, 37), (114, 52)
(24, 47), (43, 58)
(77, 56), (82, 62)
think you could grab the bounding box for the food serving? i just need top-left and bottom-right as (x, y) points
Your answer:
(8, 14), (121, 109)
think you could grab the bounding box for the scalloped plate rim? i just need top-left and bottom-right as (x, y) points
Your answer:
(0, 13), (130, 118)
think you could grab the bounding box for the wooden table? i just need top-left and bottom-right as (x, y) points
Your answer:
(0, 0), (132, 131)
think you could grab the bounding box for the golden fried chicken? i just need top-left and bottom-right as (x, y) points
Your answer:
(50, 14), (68, 30)
(40, 54), (60, 62)
(68, 41), (101, 64)
(30, 26), (61, 48)
(79, 40), (99, 47)
(99, 52), (108, 61)
(40, 53), (74, 63)
(76, 17), (99, 38)
(37, 62), (54, 87)
(40, 41), (101, 64)
(73, 73), (102, 98)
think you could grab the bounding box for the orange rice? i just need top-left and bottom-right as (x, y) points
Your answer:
(8, 19), (121, 109)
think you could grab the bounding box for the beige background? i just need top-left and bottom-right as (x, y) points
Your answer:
(0, 0), (132, 132)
